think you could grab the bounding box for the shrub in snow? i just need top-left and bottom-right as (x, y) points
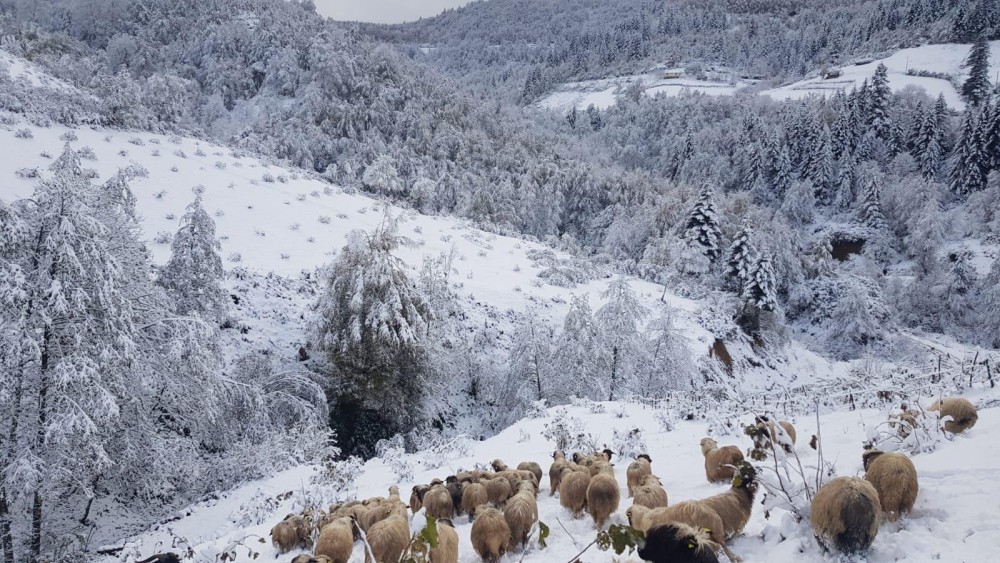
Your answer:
(195, 147), (206, 157)
(118, 149), (128, 157)
(77, 146), (96, 160)
(228, 252), (242, 263)
(318, 215), (331, 224)
(59, 130), (77, 142)
(151, 148), (160, 156)
(653, 410), (675, 432)
(289, 223), (300, 231)
(611, 427), (647, 459)
(39, 151), (51, 159)
(149, 138), (160, 145)
(214, 161), (226, 169)
(153, 231), (173, 244)
(525, 399), (549, 419)
(541, 408), (590, 451)
(416, 434), (474, 470)
(234, 489), (290, 528)
(277, 174), (289, 183)
(174, 149), (187, 158)
(262, 172), (275, 183)
(14, 128), (32, 139)
(128, 136), (145, 146)
(312, 455), (365, 503)
(376, 435), (415, 481)
(518, 429), (532, 443)
(280, 253), (291, 260)
(254, 228), (265, 237)
(15, 167), (39, 179)
(296, 193), (306, 201)
(165, 213), (176, 220)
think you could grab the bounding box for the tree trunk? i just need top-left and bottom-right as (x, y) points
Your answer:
(30, 328), (51, 562)
(0, 488), (12, 563)
(79, 475), (101, 526)
(608, 346), (619, 401)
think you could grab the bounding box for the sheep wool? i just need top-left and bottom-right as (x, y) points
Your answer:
(928, 397), (978, 433)
(429, 518), (459, 563)
(811, 477), (881, 555)
(586, 472), (621, 529)
(633, 474), (668, 509)
(559, 466), (591, 516)
(462, 482), (489, 521)
(365, 505), (410, 563)
(626, 455), (652, 497)
(313, 517), (354, 563)
(504, 482), (539, 548)
(423, 485), (456, 520)
(549, 451), (569, 496)
(863, 450), (918, 522)
(700, 438), (745, 483)
(471, 505), (511, 563)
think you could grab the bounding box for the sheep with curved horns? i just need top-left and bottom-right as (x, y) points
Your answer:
(811, 476), (881, 555)
(863, 450), (918, 522)
(637, 523), (721, 563)
(700, 437), (744, 483)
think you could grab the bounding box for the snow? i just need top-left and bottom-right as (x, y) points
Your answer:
(0, 48), (85, 94)
(538, 68), (752, 112)
(95, 388), (1000, 562)
(761, 41), (1000, 109)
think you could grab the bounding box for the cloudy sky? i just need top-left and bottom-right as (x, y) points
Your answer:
(313, 0), (474, 24)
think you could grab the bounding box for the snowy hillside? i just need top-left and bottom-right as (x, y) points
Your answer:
(98, 387), (1000, 563)
(760, 41), (1000, 108)
(537, 67), (753, 112)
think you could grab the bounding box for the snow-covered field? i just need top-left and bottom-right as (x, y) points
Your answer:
(537, 68), (752, 112)
(97, 388), (999, 562)
(760, 41), (1000, 108)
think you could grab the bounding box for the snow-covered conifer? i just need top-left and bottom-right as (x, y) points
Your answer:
(158, 194), (227, 321)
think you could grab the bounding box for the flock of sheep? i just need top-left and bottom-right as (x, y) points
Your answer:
(267, 395), (978, 563)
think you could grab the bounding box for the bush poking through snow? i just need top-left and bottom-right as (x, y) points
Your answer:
(612, 428), (647, 460)
(541, 408), (591, 451)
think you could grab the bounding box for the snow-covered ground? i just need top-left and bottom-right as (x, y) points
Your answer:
(537, 67), (752, 112)
(98, 387), (999, 562)
(760, 41), (1000, 109)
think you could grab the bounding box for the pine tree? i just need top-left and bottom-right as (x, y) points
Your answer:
(808, 126), (835, 201)
(158, 195), (227, 322)
(983, 97), (1000, 169)
(950, 109), (988, 195)
(724, 219), (757, 294)
(914, 104), (944, 179)
(979, 258), (1000, 348)
(781, 180), (817, 225)
(769, 143), (794, 200)
(744, 254), (778, 312)
(682, 186), (723, 263)
(828, 279), (882, 359)
(311, 213), (432, 455)
(859, 172), (889, 230)
(869, 63), (893, 139)
(595, 278), (649, 401)
(961, 37), (991, 107)
(834, 152), (857, 208)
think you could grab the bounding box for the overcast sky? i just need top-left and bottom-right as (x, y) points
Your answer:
(313, 0), (473, 24)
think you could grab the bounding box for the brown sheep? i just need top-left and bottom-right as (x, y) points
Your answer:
(637, 523), (721, 563)
(586, 471), (620, 529)
(410, 485), (429, 514)
(549, 450), (569, 496)
(270, 514), (312, 553)
(358, 502), (395, 533)
(626, 503), (737, 562)
(863, 450), (918, 522)
(290, 556), (334, 563)
(484, 476), (513, 506)
(627, 462), (757, 562)
(314, 516), (355, 563)
(700, 437), (745, 483)
(429, 518), (459, 563)
(365, 504), (410, 563)
(504, 481), (539, 549)
(626, 455), (652, 497)
(928, 397), (978, 433)
(588, 459), (614, 477)
(423, 485), (456, 520)
(517, 461), (544, 484)
(462, 482), (489, 521)
(471, 505), (511, 563)
(558, 466), (591, 516)
(490, 458), (511, 472)
(445, 481), (464, 515)
(633, 474), (668, 509)
(811, 476), (881, 555)
(754, 417), (797, 453)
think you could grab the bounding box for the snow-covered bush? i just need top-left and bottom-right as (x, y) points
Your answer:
(376, 435), (416, 481)
(541, 408), (591, 451)
(14, 128), (32, 138)
(612, 427), (647, 459)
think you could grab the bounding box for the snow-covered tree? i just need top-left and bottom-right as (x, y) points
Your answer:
(508, 313), (556, 402)
(551, 295), (605, 401)
(859, 172), (889, 231)
(409, 176), (437, 213)
(961, 37), (991, 107)
(724, 219), (757, 294)
(979, 258), (1000, 348)
(595, 278), (649, 401)
(828, 278), (884, 359)
(681, 185), (723, 263)
(869, 63), (893, 140)
(950, 109), (988, 195)
(638, 310), (693, 395)
(913, 104), (944, 179)
(311, 214), (432, 455)
(781, 179), (816, 225)
(158, 194), (227, 322)
(362, 154), (405, 197)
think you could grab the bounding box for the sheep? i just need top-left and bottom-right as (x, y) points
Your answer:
(589, 459), (615, 477)
(549, 450), (569, 496)
(626, 454), (652, 497)
(928, 397), (978, 433)
(313, 516), (355, 563)
(358, 502), (395, 533)
(517, 461), (544, 485)
(504, 481), (539, 549)
(633, 474), (668, 509)
(637, 523), (721, 563)
(462, 482), (489, 521)
(429, 518), (459, 563)
(484, 475), (513, 506)
(626, 504), (737, 562)
(365, 504), (410, 563)
(446, 481), (464, 515)
(811, 476), (881, 555)
(290, 556), (333, 563)
(423, 485), (456, 520)
(558, 465), (591, 516)
(754, 417), (797, 453)
(410, 485), (429, 514)
(627, 462), (758, 562)
(863, 450), (918, 522)
(270, 514), (312, 553)
(471, 505), (511, 563)
(586, 470), (620, 529)
(700, 437), (744, 483)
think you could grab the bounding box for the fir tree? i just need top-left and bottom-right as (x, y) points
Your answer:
(724, 219), (757, 294)
(950, 109), (989, 196)
(859, 172), (889, 230)
(961, 37), (991, 107)
(983, 97), (1000, 169)
(745, 254), (778, 312)
(551, 295), (605, 400)
(914, 104), (945, 179)
(158, 194), (227, 322)
(781, 179), (817, 225)
(828, 279), (882, 359)
(682, 186), (723, 263)
(769, 143), (794, 200)
(869, 63), (893, 139)
(808, 126), (835, 201)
